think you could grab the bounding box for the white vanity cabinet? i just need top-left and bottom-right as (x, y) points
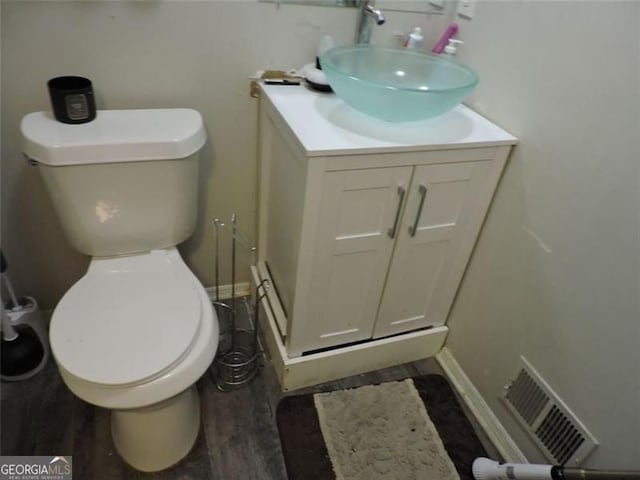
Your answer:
(255, 84), (517, 390)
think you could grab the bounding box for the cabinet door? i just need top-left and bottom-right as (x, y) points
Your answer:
(373, 161), (492, 338)
(298, 166), (412, 353)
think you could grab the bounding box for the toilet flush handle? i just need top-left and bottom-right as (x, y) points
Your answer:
(24, 154), (39, 166)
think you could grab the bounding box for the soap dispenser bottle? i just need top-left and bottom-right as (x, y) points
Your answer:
(443, 38), (463, 57)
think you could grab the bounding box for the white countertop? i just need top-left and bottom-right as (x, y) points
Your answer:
(261, 84), (517, 157)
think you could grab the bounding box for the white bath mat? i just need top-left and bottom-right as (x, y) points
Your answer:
(313, 379), (461, 480)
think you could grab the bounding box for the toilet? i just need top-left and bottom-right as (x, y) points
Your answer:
(20, 108), (219, 472)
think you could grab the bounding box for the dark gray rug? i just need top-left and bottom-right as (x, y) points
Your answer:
(276, 374), (488, 480)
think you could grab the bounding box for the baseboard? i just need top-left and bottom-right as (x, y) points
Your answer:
(436, 346), (528, 463)
(205, 282), (251, 301)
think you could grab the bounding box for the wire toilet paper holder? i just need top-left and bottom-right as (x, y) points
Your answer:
(210, 214), (268, 391)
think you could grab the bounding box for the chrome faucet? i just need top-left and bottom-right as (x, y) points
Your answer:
(354, 0), (385, 44)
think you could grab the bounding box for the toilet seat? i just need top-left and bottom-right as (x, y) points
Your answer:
(50, 250), (202, 387)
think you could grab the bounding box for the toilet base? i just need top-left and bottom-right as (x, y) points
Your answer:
(111, 385), (200, 472)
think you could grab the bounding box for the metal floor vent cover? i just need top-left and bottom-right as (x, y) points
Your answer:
(501, 357), (597, 466)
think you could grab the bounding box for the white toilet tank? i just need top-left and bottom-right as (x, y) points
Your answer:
(21, 109), (207, 257)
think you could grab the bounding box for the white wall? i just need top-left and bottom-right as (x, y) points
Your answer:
(446, 0), (640, 469)
(0, 0), (448, 308)
(8, 0), (637, 469)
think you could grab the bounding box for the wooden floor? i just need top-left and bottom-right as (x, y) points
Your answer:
(1, 298), (498, 479)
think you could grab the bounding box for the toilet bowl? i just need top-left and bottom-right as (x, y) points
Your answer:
(21, 108), (216, 472)
(50, 248), (218, 471)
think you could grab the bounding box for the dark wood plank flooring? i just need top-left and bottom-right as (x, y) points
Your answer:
(1, 298), (499, 479)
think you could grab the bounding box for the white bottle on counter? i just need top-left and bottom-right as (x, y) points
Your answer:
(405, 27), (424, 50)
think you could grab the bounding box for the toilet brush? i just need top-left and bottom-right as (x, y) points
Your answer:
(1, 251), (46, 380)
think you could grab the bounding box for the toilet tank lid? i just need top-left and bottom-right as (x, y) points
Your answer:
(21, 108), (207, 166)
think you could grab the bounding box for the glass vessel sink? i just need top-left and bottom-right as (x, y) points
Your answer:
(319, 45), (479, 122)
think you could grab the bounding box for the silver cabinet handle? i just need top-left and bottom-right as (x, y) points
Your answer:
(408, 184), (428, 237)
(387, 186), (405, 239)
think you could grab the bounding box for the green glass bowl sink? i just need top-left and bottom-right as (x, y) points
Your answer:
(319, 45), (479, 122)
